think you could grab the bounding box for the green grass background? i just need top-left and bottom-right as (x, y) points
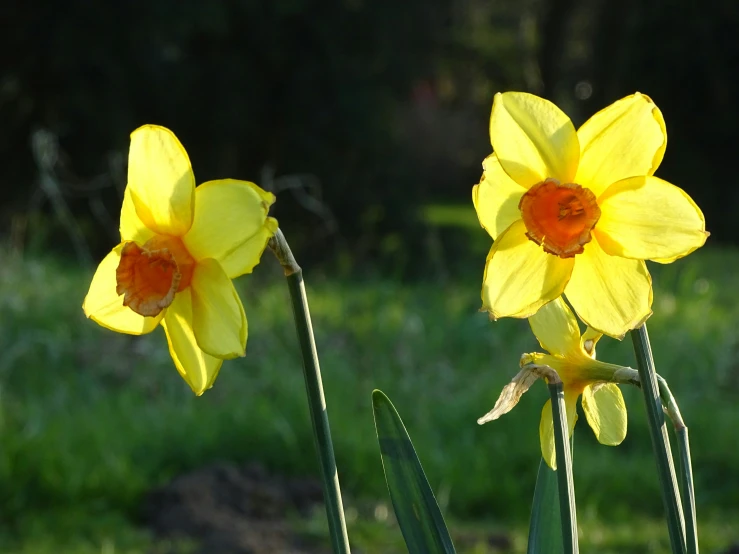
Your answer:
(1, 234), (738, 552)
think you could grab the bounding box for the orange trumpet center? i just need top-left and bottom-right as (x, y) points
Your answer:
(518, 179), (601, 258)
(116, 235), (195, 317)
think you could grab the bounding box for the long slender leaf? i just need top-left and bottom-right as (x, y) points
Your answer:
(527, 458), (564, 554)
(372, 390), (456, 554)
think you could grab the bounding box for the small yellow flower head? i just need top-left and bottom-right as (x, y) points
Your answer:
(83, 125), (278, 395)
(473, 92), (709, 338)
(478, 298), (631, 470)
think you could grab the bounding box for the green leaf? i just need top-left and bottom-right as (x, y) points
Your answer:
(372, 390), (456, 554)
(527, 458), (564, 554)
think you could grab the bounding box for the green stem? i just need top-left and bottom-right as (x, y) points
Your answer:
(676, 428), (698, 554)
(547, 379), (578, 554)
(630, 325), (686, 554)
(656, 377), (699, 554)
(269, 229), (351, 554)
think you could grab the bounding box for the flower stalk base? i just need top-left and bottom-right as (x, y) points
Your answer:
(269, 229), (351, 554)
(631, 324), (686, 553)
(547, 375), (579, 554)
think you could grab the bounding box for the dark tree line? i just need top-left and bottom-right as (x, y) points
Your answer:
(1, 0), (737, 269)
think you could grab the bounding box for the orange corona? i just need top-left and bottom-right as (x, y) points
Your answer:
(116, 236), (196, 317)
(518, 179), (601, 258)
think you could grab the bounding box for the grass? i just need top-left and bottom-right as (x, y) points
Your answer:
(1, 243), (738, 553)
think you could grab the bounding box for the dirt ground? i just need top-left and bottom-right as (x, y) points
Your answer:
(142, 462), (327, 554)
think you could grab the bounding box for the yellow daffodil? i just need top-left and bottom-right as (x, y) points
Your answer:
(478, 297), (636, 469)
(83, 125), (277, 395)
(473, 92), (708, 338)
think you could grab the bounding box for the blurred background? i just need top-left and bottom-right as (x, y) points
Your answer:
(1, 0), (738, 552)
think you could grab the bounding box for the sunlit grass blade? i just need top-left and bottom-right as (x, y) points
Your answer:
(631, 324), (686, 554)
(269, 229), (351, 554)
(527, 458), (563, 554)
(372, 390), (456, 554)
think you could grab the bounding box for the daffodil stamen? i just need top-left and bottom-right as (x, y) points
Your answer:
(518, 179), (601, 258)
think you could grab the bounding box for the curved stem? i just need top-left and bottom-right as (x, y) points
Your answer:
(676, 427), (698, 554)
(613, 366), (698, 553)
(656, 376), (699, 554)
(269, 228), (351, 553)
(631, 325), (686, 553)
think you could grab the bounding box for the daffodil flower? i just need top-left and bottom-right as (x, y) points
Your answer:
(83, 125), (277, 395)
(473, 92), (708, 338)
(478, 297), (637, 469)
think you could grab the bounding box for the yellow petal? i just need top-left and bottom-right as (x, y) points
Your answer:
(539, 388), (579, 470)
(482, 220), (574, 319)
(82, 244), (163, 335)
(119, 186), (155, 243)
(183, 180), (275, 265)
(565, 237), (652, 339)
(219, 217), (279, 279)
(580, 327), (602, 359)
(162, 289), (224, 395)
(127, 125), (195, 236)
(576, 93), (666, 196)
(582, 383), (627, 446)
(472, 154), (526, 240)
(190, 258), (247, 359)
(528, 297), (581, 357)
(596, 176), (708, 262)
(489, 92), (579, 188)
